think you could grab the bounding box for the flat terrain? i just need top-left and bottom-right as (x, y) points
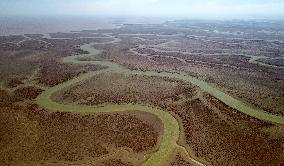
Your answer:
(0, 106), (161, 165)
(0, 19), (283, 165)
(52, 72), (196, 106)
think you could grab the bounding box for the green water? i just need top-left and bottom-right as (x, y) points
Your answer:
(37, 41), (204, 165)
(72, 42), (284, 124)
(36, 38), (283, 166)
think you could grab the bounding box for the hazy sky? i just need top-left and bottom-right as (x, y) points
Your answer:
(1, 0), (284, 19)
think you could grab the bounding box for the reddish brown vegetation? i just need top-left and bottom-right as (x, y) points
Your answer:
(0, 106), (107, 164)
(6, 78), (24, 88)
(72, 48), (89, 55)
(170, 99), (283, 165)
(0, 89), (15, 107)
(19, 39), (51, 50)
(151, 56), (183, 64)
(52, 72), (197, 107)
(1, 25), (284, 165)
(37, 59), (103, 86)
(170, 153), (192, 166)
(13, 86), (43, 100)
(97, 159), (134, 166)
(91, 112), (160, 153)
(0, 103), (160, 165)
(203, 93), (272, 127)
(0, 87), (42, 106)
(52, 71), (284, 165)
(95, 30), (284, 115)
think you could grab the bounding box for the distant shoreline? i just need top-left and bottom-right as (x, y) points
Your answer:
(0, 16), (117, 36)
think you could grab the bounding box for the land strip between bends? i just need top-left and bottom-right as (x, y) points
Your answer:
(36, 38), (205, 166)
(70, 40), (284, 125)
(36, 35), (284, 165)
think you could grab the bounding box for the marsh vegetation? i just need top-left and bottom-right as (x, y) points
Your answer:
(0, 19), (283, 165)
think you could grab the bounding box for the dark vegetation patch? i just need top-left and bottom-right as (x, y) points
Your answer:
(170, 153), (192, 166)
(94, 25), (284, 115)
(0, 50), (40, 82)
(1, 22), (284, 165)
(0, 36), (110, 87)
(0, 104), (160, 165)
(0, 89), (15, 107)
(0, 106), (107, 165)
(0, 35), (25, 44)
(52, 70), (283, 165)
(43, 37), (113, 50)
(0, 86), (42, 107)
(256, 58), (284, 67)
(37, 59), (104, 86)
(91, 112), (160, 153)
(151, 56), (183, 64)
(13, 86), (43, 100)
(18, 39), (51, 50)
(0, 42), (18, 50)
(203, 93), (273, 127)
(52, 72), (197, 106)
(170, 99), (283, 165)
(97, 159), (134, 166)
(72, 48), (89, 55)
(5, 78), (24, 88)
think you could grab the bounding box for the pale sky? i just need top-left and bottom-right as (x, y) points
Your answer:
(1, 0), (284, 19)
